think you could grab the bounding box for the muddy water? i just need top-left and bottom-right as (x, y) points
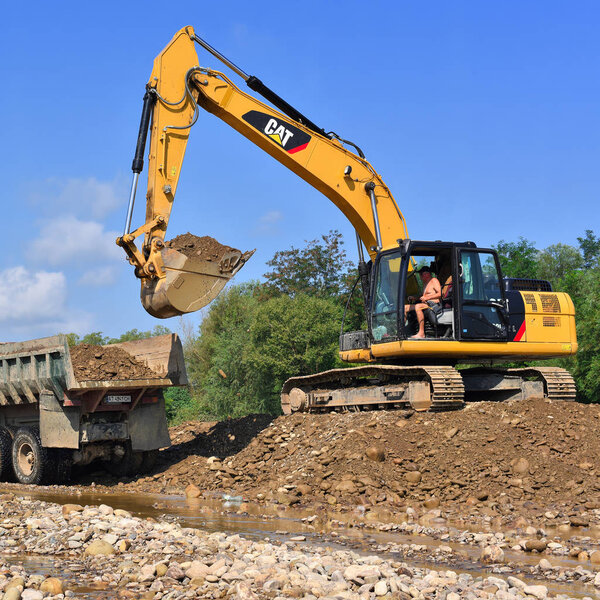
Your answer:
(0, 486), (597, 599)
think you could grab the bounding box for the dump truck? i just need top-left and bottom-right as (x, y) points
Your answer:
(0, 333), (186, 484)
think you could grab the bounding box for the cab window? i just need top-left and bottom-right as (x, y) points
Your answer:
(372, 252), (401, 341)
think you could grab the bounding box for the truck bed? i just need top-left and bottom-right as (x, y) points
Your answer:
(0, 334), (187, 405)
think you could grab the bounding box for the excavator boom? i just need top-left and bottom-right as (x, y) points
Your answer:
(117, 26), (408, 318)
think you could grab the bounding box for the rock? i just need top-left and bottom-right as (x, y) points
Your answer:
(590, 550), (600, 565)
(62, 503), (84, 516)
(118, 539), (132, 552)
(185, 484), (201, 498)
(538, 558), (553, 570)
(296, 484), (312, 496)
(155, 563), (168, 577)
(3, 588), (22, 600)
(234, 582), (258, 600)
(513, 457), (529, 474)
(507, 576), (526, 590)
(5, 578), (24, 592)
(570, 516), (589, 527)
(445, 427), (459, 439)
(595, 572), (600, 587)
(366, 446), (385, 462)
(335, 480), (357, 493)
(523, 585), (547, 599)
(374, 580), (388, 596)
(39, 578), (63, 594)
(446, 594), (461, 600)
(138, 564), (156, 582)
(205, 574), (219, 583)
(405, 471), (422, 484)
(85, 540), (116, 556)
(481, 545), (505, 564)
(578, 550), (590, 561)
(423, 497), (440, 509)
(165, 565), (185, 580)
(20, 592), (42, 600)
(525, 539), (547, 553)
(186, 561), (210, 579)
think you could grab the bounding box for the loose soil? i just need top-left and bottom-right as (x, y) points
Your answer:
(166, 233), (234, 260)
(114, 397), (600, 520)
(69, 344), (160, 382)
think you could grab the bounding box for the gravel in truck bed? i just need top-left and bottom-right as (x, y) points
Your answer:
(69, 344), (161, 382)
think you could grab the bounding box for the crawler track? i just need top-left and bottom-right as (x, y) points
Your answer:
(281, 365), (576, 414)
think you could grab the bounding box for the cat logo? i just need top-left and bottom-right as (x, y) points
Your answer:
(242, 110), (311, 154)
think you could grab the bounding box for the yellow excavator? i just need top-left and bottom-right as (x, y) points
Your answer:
(117, 26), (577, 413)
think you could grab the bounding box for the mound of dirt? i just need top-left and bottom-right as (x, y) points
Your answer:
(70, 344), (161, 382)
(141, 397), (600, 513)
(166, 233), (234, 260)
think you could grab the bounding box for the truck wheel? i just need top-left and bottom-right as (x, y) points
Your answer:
(140, 449), (159, 473)
(12, 428), (47, 485)
(0, 427), (14, 481)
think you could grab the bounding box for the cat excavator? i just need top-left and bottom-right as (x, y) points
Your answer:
(117, 26), (577, 413)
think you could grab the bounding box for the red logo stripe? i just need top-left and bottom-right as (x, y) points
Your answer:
(287, 142), (309, 154)
(514, 320), (526, 342)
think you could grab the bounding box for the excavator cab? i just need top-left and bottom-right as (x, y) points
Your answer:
(368, 241), (509, 343)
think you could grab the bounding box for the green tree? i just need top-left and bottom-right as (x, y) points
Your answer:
(493, 237), (539, 279)
(79, 332), (109, 345)
(555, 269), (600, 403)
(263, 230), (355, 298)
(577, 230), (600, 269)
(536, 243), (583, 287)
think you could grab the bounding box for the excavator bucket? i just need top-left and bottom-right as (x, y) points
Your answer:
(140, 234), (254, 318)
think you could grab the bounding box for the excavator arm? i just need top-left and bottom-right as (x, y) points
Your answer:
(117, 26), (409, 318)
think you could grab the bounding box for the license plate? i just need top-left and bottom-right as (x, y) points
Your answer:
(104, 395), (132, 404)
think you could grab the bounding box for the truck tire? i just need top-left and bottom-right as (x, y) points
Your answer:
(0, 427), (14, 481)
(12, 428), (47, 485)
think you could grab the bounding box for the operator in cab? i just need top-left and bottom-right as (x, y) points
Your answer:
(405, 266), (441, 339)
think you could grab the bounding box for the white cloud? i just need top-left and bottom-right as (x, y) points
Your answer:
(0, 266), (66, 322)
(27, 176), (128, 219)
(0, 267), (93, 338)
(78, 266), (119, 287)
(28, 216), (122, 267)
(253, 210), (284, 236)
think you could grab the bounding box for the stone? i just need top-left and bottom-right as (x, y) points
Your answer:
(138, 564), (156, 582)
(165, 565), (185, 580)
(3, 589), (22, 600)
(507, 576), (526, 590)
(62, 503), (84, 516)
(480, 545), (505, 564)
(513, 457), (529, 474)
(118, 539), (132, 552)
(335, 480), (357, 493)
(445, 427), (459, 439)
(570, 516), (589, 527)
(185, 484), (201, 498)
(5, 578), (24, 592)
(40, 578), (63, 594)
(446, 594), (461, 600)
(522, 585), (547, 599)
(296, 484), (312, 496)
(405, 471), (422, 484)
(590, 550), (600, 565)
(525, 539), (547, 553)
(374, 580), (388, 596)
(538, 559), (553, 570)
(85, 540), (116, 556)
(423, 497), (440, 509)
(366, 446), (385, 462)
(234, 582), (258, 600)
(20, 592), (42, 600)
(155, 563), (168, 577)
(186, 561), (210, 579)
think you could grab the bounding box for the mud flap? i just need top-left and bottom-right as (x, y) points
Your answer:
(39, 390), (80, 449)
(128, 396), (171, 452)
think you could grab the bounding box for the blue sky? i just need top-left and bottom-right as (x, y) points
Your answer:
(1, 1), (598, 341)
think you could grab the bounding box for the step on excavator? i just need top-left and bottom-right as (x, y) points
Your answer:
(117, 27), (577, 413)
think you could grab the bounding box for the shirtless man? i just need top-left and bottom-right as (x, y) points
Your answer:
(404, 266), (441, 339)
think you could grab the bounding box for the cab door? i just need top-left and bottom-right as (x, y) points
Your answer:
(454, 248), (508, 341)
